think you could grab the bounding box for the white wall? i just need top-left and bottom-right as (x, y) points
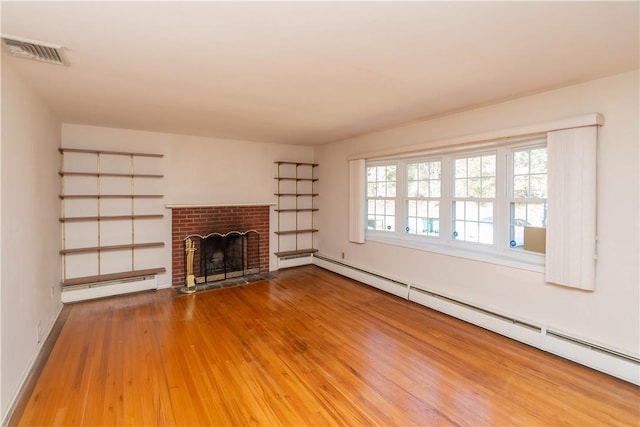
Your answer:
(315, 70), (639, 357)
(1, 62), (62, 421)
(61, 124), (315, 283)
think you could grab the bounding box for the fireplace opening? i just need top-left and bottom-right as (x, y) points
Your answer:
(184, 230), (260, 284)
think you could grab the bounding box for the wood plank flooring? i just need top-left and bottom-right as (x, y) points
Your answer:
(12, 265), (639, 426)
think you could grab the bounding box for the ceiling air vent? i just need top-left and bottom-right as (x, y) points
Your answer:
(1, 34), (64, 65)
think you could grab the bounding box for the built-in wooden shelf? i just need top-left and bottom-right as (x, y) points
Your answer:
(59, 194), (164, 200)
(274, 249), (319, 257)
(62, 267), (166, 287)
(60, 242), (165, 255)
(59, 171), (164, 178)
(274, 177), (319, 182)
(274, 208), (319, 213)
(274, 161), (319, 167)
(59, 214), (164, 223)
(274, 229), (319, 236)
(59, 148), (163, 158)
(60, 148), (166, 295)
(274, 161), (318, 259)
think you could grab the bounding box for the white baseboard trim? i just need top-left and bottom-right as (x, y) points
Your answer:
(61, 275), (158, 303)
(1, 303), (64, 427)
(313, 254), (640, 385)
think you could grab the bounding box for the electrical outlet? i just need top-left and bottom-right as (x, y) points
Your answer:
(50, 286), (54, 298)
(341, 252), (345, 259)
(36, 322), (42, 343)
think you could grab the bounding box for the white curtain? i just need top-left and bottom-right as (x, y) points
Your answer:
(546, 126), (597, 290)
(349, 159), (366, 243)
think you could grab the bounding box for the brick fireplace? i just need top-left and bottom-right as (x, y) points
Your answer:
(171, 205), (270, 286)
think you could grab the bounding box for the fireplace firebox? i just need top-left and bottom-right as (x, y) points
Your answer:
(184, 230), (260, 284)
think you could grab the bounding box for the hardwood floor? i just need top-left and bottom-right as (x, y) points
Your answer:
(13, 265), (639, 426)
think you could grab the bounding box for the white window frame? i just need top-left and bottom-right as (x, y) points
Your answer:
(405, 157), (443, 237)
(365, 161), (399, 233)
(365, 136), (547, 271)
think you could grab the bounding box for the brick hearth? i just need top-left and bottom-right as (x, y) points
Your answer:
(171, 205), (269, 286)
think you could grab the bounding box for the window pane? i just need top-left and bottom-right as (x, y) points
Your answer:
(367, 167), (377, 181)
(386, 166), (397, 181)
(455, 159), (467, 178)
(468, 178), (482, 198)
(530, 148), (547, 174)
(387, 182), (397, 197)
(430, 162), (441, 179)
(418, 181), (429, 197)
(428, 201), (439, 218)
(479, 202), (493, 221)
(454, 201), (465, 220)
(430, 180), (441, 198)
(482, 155), (496, 176)
(367, 216), (377, 230)
(384, 200), (394, 215)
(455, 179), (467, 197)
(514, 151), (529, 175)
(530, 175), (546, 198)
(418, 162), (428, 179)
(407, 163), (417, 181)
(482, 177), (496, 198)
(513, 175), (528, 198)
(465, 201), (478, 221)
(527, 203), (547, 227)
(367, 183), (376, 197)
(416, 200), (428, 217)
(407, 181), (418, 197)
(468, 157), (481, 177)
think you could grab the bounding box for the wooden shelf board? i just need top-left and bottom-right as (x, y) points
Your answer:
(59, 172), (163, 178)
(59, 148), (163, 158)
(275, 161), (319, 167)
(62, 267), (166, 287)
(274, 249), (318, 257)
(59, 194), (164, 200)
(274, 193), (319, 197)
(274, 209), (318, 212)
(274, 178), (319, 182)
(59, 214), (164, 223)
(60, 242), (165, 255)
(274, 229), (319, 236)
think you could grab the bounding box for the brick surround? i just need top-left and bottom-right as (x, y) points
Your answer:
(171, 205), (270, 286)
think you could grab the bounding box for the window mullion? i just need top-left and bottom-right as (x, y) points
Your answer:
(397, 160), (406, 236)
(440, 155), (452, 242)
(495, 147), (509, 250)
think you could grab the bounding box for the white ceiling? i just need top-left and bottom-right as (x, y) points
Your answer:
(2, 1), (638, 145)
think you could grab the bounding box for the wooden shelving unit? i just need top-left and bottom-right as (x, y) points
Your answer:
(59, 148), (166, 286)
(274, 161), (319, 258)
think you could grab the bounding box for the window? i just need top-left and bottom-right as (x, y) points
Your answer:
(366, 164), (397, 232)
(453, 154), (496, 244)
(509, 146), (547, 250)
(365, 136), (548, 265)
(406, 160), (441, 236)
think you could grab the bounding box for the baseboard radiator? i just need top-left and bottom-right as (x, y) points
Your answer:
(312, 254), (640, 385)
(61, 274), (158, 303)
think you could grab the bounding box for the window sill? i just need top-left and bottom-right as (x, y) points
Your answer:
(365, 233), (545, 273)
